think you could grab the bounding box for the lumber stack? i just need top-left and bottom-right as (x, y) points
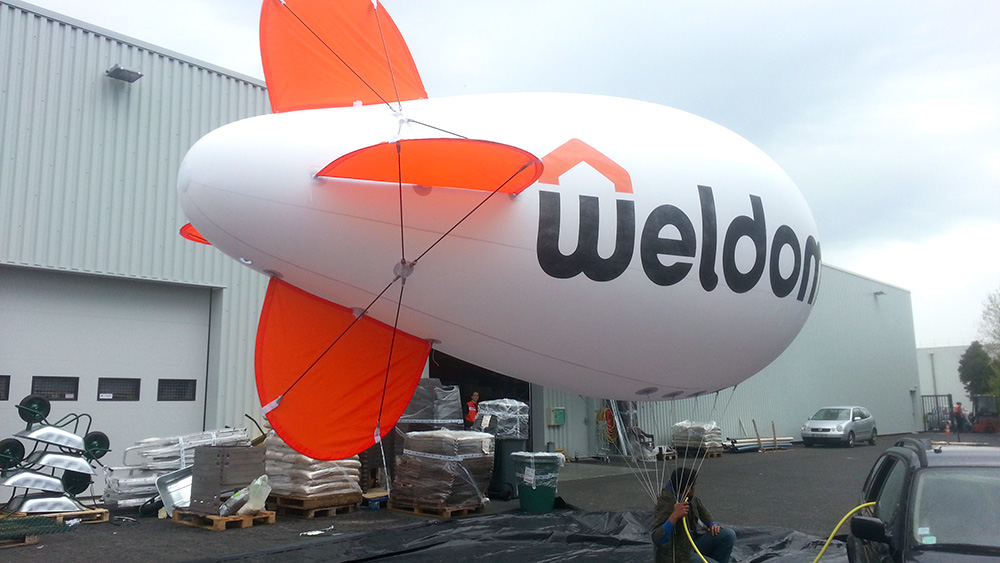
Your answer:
(726, 420), (792, 452)
(725, 436), (794, 452)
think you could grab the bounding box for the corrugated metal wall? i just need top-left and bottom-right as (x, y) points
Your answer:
(544, 266), (922, 455)
(0, 1), (271, 430)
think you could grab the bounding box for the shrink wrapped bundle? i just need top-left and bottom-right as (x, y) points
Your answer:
(670, 420), (723, 449)
(397, 379), (463, 429)
(473, 399), (529, 439)
(391, 429), (494, 507)
(264, 432), (362, 497)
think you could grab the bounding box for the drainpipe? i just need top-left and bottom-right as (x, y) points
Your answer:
(929, 352), (938, 396)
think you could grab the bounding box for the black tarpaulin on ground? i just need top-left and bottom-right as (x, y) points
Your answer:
(189, 510), (849, 563)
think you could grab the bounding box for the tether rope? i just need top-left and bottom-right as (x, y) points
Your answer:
(267, 2), (539, 448)
(370, 0), (404, 110)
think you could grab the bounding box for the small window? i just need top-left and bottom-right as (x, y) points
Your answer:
(0, 375), (9, 401)
(98, 378), (141, 401)
(158, 379), (197, 401)
(31, 376), (79, 401)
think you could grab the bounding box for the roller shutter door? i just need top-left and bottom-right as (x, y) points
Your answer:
(0, 266), (211, 481)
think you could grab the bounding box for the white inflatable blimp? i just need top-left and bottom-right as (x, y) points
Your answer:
(177, 0), (821, 460)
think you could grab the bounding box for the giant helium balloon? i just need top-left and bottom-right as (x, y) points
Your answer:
(176, 0), (820, 459)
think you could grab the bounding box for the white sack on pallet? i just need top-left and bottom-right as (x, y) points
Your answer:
(263, 431), (362, 497)
(670, 420), (724, 449)
(264, 464), (361, 482)
(265, 480), (361, 497)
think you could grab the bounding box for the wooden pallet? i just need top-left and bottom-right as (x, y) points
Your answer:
(267, 492), (362, 511)
(656, 449), (678, 461)
(362, 489), (389, 510)
(387, 496), (484, 519)
(676, 446), (724, 458)
(1, 507), (109, 525)
(0, 535), (40, 549)
(266, 492), (361, 518)
(171, 509), (276, 531)
(275, 503), (357, 518)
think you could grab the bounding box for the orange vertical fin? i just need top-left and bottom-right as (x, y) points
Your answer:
(255, 278), (430, 460)
(260, 0), (427, 112)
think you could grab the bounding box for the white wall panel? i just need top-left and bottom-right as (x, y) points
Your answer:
(0, 265), (211, 489)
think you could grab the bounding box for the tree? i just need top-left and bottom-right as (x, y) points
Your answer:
(980, 287), (1000, 361)
(958, 341), (999, 397)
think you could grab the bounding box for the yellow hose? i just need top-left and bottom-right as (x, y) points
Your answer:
(682, 514), (710, 563)
(810, 501), (876, 562)
(681, 501), (876, 563)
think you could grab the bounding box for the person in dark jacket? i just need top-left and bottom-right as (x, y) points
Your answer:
(652, 467), (736, 563)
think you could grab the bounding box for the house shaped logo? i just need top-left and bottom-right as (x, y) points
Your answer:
(538, 139), (632, 194)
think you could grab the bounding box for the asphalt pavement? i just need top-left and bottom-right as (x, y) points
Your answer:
(7, 431), (997, 562)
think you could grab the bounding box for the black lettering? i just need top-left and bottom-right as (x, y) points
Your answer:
(536, 191), (635, 282)
(536, 187), (822, 302)
(697, 185), (719, 291)
(640, 204), (696, 286)
(797, 235), (821, 304)
(722, 195), (766, 294)
(769, 225), (800, 298)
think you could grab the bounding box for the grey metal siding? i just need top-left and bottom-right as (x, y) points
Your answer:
(1, 2), (267, 283)
(1, 1), (271, 431)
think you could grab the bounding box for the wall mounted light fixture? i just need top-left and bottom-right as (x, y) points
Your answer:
(106, 64), (142, 83)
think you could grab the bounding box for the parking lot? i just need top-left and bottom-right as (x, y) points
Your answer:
(9, 432), (998, 562)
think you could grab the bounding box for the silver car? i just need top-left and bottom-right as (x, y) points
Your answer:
(801, 406), (877, 448)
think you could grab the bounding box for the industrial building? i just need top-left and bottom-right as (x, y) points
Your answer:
(1, 1), (924, 479)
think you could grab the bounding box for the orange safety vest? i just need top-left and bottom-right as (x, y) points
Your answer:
(465, 401), (478, 423)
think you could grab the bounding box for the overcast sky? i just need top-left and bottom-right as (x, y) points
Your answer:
(26, 0), (1000, 348)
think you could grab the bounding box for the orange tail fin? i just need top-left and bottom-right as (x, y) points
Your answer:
(256, 278), (430, 460)
(260, 0), (427, 112)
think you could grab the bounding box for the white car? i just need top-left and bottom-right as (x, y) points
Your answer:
(801, 406), (877, 448)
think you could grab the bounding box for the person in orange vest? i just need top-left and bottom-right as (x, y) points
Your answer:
(952, 402), (967, 432)
(464, 391), (480, 430)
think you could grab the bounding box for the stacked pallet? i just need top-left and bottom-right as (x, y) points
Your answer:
(263, 432), (362, 517)
(389, 429), (494, 517)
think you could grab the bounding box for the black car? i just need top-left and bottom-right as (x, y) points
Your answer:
(847, 438), (1000, 562)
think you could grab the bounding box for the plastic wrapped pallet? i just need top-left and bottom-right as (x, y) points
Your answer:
(397, 379), (463, 429)
(391, 429), (494, 507)
(670, 420), (724, 449)
(263, 432), (362, 497)
(473, 399), (529, 439)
